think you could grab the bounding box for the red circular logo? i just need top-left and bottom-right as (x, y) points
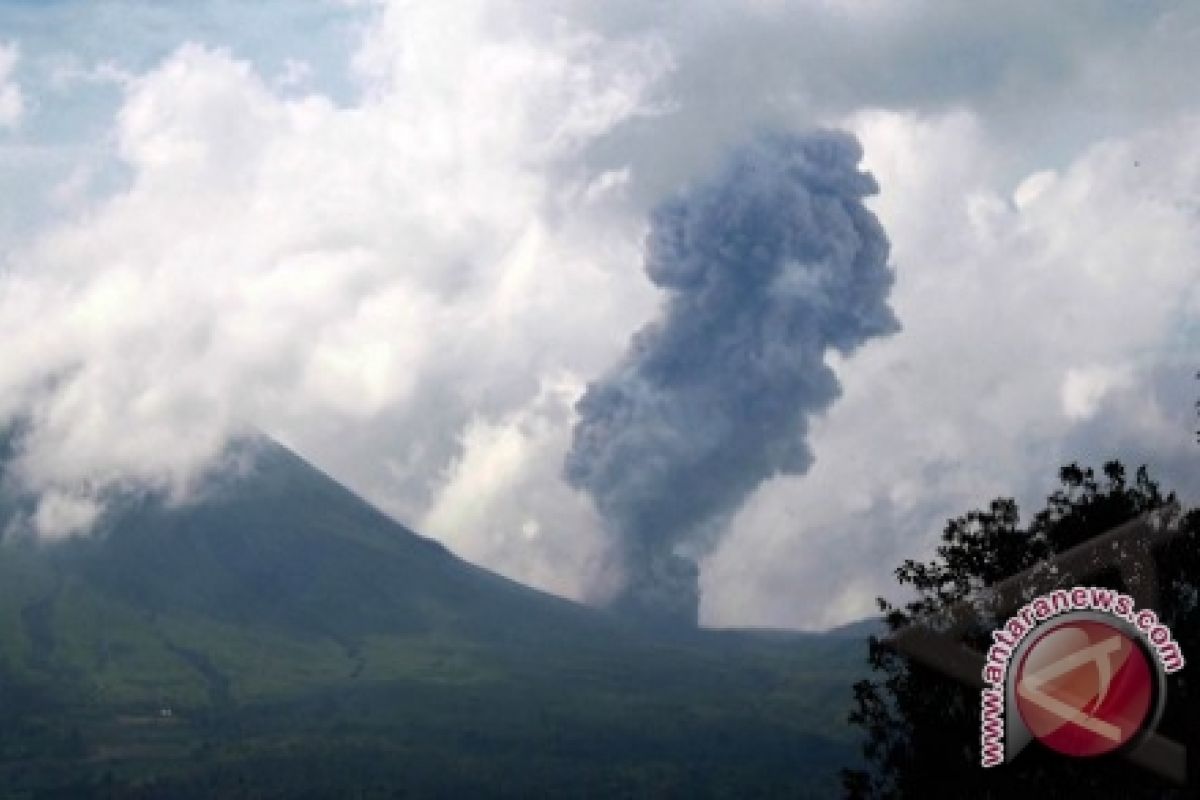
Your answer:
(1014, 618), (1154, 758)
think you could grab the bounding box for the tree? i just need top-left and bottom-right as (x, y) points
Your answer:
(843, 461), (1199, 798)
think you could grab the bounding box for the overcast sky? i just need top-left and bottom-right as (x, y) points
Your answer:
(1, 0), (1197, 629)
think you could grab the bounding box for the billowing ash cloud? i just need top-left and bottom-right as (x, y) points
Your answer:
(565, 131), (900, 627)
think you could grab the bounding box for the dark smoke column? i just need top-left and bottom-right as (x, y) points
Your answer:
(565, 131), (900, 627)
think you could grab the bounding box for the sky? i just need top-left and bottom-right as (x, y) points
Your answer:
(1, 0), (1198, 629)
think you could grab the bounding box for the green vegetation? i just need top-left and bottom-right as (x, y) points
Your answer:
(0, 438), (867, 798)
(845, 462), (1199, 798)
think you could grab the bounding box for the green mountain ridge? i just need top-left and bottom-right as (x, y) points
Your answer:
(0, 436), (868, 798)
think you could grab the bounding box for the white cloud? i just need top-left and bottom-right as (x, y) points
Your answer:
(2, 0), (1199, 629)
(701, 109), (1200, 628)
(0, 6), (668, 576)
(0, 42), (23, 129)
(421, 375), (618, 603)
(1061, 365), (1134, 422)
(32, 489), (101, 540)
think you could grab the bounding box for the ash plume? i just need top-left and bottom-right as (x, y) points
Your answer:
(565, 131), (900, 627)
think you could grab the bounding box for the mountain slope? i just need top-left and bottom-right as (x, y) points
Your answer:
(0, 436), (868, 798)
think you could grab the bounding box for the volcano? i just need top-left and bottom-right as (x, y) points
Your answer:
(0, 436), (867, 798)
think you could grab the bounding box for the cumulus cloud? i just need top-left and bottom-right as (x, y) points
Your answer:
(1061, 365), (1134, 422)
(2, 0), (1199, 628)
(422, 374), (619, 604)
(0, 42), (23, 129)
(701, 110), (1200, 628)
(0, 2), (669, 597)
